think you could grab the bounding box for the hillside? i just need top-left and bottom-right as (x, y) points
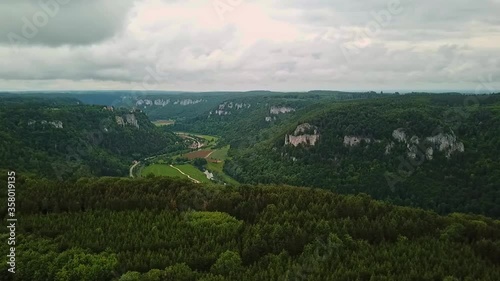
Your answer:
(225, 94), (500, 218)
(173, 91), (387, 149)
(0, 97), (184, 180)
(1, 176), (499, 280)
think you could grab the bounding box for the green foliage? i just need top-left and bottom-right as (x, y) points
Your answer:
(174, 92), (385, 150)
(118, 271), (141, 281)
(193, 158), (208, 168)
(0, 97), (184, 180)
(226, 94), (500, 218)
(210, 251), (243, 277)
(3, 177), (500, 280)
(164, 263), (197, 281)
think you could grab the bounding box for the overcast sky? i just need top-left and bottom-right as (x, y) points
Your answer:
(0, 0), (499, 92)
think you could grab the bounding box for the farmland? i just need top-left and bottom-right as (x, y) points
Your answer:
(152, 119), (175, 126)
(139, 132), (238, 185)
(183, 150), (214, 160)
(208, 145), (230, 161)
(175, 164), (212, 184)
(142, 164), (187, 179)
(141, 163), (212, 184)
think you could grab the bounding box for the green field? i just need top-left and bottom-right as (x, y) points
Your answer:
(209, 145), (230, 161)
(141, 164), (213, 184)
(206, 145), (238, 185)
(193, 135), (219, 142)
(141, 164), (187, 179)
(175, 164), (212, 184)
(206, 162), (239, 185)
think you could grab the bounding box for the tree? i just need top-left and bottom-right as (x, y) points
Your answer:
(164, 263), (197, 281)
(193, 158), (208, 168)
(210, 251), (243, 277)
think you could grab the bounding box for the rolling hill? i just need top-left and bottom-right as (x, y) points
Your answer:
(225, 94), (500, 218)
(0, 96), (184, 180)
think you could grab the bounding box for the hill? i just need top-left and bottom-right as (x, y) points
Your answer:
(0, 96), (184, 180)
(0, 176), (499, 280)
(173, 91), (387, 149)
(225, 94), (500, 218)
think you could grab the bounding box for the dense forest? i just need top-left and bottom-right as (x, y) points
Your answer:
(1, 175), (499, 281)
(0, 97), (183, 180)
(2, 92), (500, 280)
(224, 94), (500, 218)
(173, 91), (387, 149)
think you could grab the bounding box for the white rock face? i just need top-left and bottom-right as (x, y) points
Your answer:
(136, 98), (204, 107)
(410, 135), (419, 144)
(270, 106), (295, 115)
(385, 142), (395, 154)
(392, 128), (407, 142)
(285, 123), (320, 147)
(115, 116), (125, 126)
(29, 120), (63, 128)
(125, 114), (139, 128)
(390, 128), (464, 159)
(214, 110), (229, 116)
(179, 99), (204, 106)
(50, 121), (64, 129)
(116, 114), (139, 128)
(265, 117), (272, 122)
(426, 133), (464, 158)
(426, 147), (434, 160)
(293, 123), (316, 135)
(343, 136), (372, 147)
(154, 99), (170, 106)
(209, 102), (250, 118)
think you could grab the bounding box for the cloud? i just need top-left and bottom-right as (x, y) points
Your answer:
(0, 0), (499, 92)
(0, 0), (137, 46)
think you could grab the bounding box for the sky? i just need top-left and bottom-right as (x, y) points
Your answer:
(0, 0), (499, 92)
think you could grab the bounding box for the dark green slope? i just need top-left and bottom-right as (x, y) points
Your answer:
(0, 97), (183, 180)
(1, 176), (499, 280)
(173, 91), (387, 149)
(225, 94), (500, 217)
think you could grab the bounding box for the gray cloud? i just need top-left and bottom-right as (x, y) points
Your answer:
(0, 0), (498, 92)
(0, 0), (136, 46)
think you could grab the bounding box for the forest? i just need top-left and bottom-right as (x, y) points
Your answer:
(0, 175), (499, 281)
(173, 91), (386, 149)
(224, 94), (500, 218)
(1, 92), (500, 280)
(0, 97), (183, 180)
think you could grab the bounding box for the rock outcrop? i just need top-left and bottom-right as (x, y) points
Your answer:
(125, 114), (139, 128)
(285, 123), (320, 147)
(390, 128), (464, 159)
(116, 114), (140, 128)
(270, 106), (295, 115)
(29, 120), (64, 129)
(426, 133), (465, 158)
(136, 98), (205, 107)
(343, 136), (372, 147)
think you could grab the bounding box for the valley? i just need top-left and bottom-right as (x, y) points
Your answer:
(2, 91), (500, 281)
(3, 2), (497, 279)
(134, 130), (237, 185)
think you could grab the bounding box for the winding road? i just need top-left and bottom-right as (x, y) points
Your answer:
(170, 165), (201, 184)
(129, 161), (140, 178)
